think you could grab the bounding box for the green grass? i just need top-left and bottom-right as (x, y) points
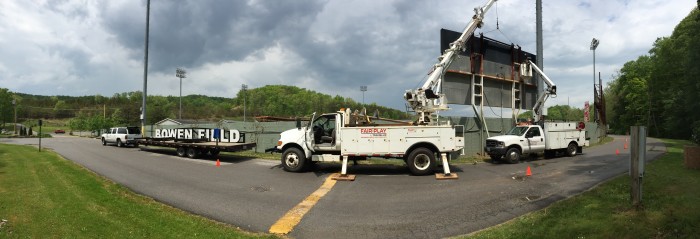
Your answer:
(463, 139), (700, 239)
(0, 144), (276, 239)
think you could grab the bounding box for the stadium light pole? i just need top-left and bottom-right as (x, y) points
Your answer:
(242, 84), (248, 122)
(360, 85), (367, 105)
(590, 38), (599, 123)
(141, 0), (150, 137)
(176, 68), (187, 119)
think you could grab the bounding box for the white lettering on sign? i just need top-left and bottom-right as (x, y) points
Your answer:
(360, 128), (387, 138)
(154, 128), (244, 143)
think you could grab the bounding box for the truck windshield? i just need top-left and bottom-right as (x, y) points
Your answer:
(506, 126), (528, 136)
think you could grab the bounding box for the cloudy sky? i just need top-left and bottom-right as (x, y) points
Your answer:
(0, 0), (696, 115)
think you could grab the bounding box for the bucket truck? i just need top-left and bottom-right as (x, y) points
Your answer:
(484, 60), (589, 163)
(270, 1), (499, 177)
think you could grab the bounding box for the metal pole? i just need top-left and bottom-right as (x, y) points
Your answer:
(12, 99), (16, 135)
(141, 0), (150, 137)
(242, 84), (247, 122)
(536, 0), (544, 117)
(179, 76), (182, 119)
(590, 38), (599, 124)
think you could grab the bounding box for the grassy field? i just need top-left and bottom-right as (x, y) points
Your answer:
(464, 139), (700, 239)
(0, 144), (276, 238)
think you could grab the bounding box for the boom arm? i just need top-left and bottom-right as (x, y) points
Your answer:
(404, 0), (497, 125)
(521, 60), (556, 122)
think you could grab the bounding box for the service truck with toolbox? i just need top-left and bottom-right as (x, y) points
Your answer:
(485, 122), (589, 163)
(273, 109), (463, 176)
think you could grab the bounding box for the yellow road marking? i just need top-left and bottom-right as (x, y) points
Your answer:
(268, 173), (338, 234)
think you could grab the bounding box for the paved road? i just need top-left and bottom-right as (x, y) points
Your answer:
(3, 135), (665, 238)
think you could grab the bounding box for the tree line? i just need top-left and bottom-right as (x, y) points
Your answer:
(0, 85), (409, 128)
(604, 7), (700, 143)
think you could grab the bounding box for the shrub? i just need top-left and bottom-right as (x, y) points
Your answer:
(692, 121), (700, 145)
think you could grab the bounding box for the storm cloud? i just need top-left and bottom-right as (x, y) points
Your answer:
(0, 0), (696, 112)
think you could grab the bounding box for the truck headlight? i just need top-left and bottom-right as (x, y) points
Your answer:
(498, 141), (505, 147)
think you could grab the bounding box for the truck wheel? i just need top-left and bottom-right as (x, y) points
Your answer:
(281, 147), (307, 172)
(176, 147), (186, 157)
(116, 139), (123, 147)
(407, 148), (436, 176)
(567, 143), (577, 157)
(504, 148), (521, 164)
(186, 148), (200, 159)
(209, 149), (220, 156)
(102, 138), (107, 146)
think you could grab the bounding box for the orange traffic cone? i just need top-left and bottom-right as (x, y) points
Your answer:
(526, 166), (532, 177)
(616, 149), (620, 155)
(216, 159), (221, 167)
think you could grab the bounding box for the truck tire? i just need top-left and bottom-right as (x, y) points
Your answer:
(209, 149), (220, 156)
(116, 139), (123, 147)
(176, 147), (186, 157)
(504, 147), (521, 164)
(102, 138), (107, 146)
(407, 147), (436, 176)
(281, 147), (307, 172)
(186, 148), (200, 159)
(567, 143), (577, 157)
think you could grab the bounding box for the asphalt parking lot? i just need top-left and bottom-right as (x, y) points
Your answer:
(3, 135), (665, 238)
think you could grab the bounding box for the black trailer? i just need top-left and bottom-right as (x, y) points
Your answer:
(137, 137), (256, 159)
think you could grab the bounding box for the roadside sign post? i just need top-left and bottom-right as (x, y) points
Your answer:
(38, 119), (42, 152)
(630, 126), (646, 207)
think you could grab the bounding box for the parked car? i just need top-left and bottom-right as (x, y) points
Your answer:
(101, 127), (141, 147)
(54, 129), (66, 134)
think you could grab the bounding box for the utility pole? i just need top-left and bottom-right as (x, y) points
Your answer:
(176, 68), (187, 119)
(242, 84), (248, 122)
(141, 0), (150, 137)
(536, 0), (544, 118)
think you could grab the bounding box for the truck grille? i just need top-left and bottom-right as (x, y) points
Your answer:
(486, 140), (500, 147)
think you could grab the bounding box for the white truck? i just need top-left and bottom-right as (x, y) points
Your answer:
(485, 122), (589, 163)
(272, 109), (463, 176)
(101, 126), (142, 147)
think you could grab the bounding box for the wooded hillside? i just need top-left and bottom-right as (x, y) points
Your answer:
(0, 85), (408, 127)
(604, 7), (699, 142)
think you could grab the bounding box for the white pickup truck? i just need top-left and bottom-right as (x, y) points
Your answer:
(272, 109), (464, 176)
(101, 126), (141, 147)
(485, 122), (589, 163)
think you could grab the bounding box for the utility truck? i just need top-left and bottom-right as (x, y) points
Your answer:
(272, 0), (500, 176)
(272, 109), (463, 176)
(485, 122), (588, 163)
(484, 60), (590, 163)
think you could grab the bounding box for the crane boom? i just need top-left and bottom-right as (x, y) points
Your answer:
(520, 59), (557, 122)
(405, 0), (497, 125)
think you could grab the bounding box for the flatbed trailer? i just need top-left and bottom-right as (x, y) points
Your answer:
(137, 137), (256, 159)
